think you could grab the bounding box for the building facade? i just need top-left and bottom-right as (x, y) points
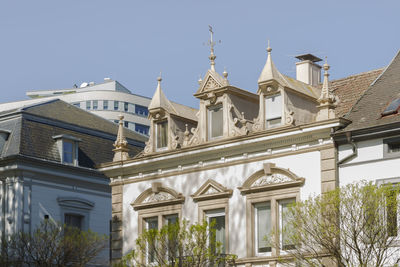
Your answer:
(26, 79), (151, 136)
(100, 38), (358, 266)
(0, 99), (146, 265)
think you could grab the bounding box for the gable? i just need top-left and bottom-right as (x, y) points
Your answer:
(191, 179), (232, 201)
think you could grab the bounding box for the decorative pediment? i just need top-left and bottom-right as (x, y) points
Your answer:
(191, 179), (233, 202)
(238, 163), (305, 194)
(132, 182), (185, 210)
(196, 70), (226, 95)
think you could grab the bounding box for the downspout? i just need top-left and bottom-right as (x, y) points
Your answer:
(338, 131), (357, 165)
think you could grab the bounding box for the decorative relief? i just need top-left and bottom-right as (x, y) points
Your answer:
(228, 105), (249, 137)
(143, 139), (153, 154)
(187, 126), (200, 146)
(203, 76), (221, 91)
(171, 131), (180, 150)
(143, 192), (174, 203)
(285, 106), (295, 125)
(251, 173), (292, 187)
(252, 115), (263, 132)
(204, 186), (219, 195)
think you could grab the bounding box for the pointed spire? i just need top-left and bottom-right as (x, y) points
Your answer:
(148, 74), (174, 112)
(258, 40), (286, 85)
(113, 114), (129, 162)
(316, 57), (336, 121)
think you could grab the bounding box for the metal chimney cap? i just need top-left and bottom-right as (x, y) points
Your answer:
(295, 54), (322, 62)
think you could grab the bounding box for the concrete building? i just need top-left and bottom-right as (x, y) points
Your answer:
(98, 29), (371, 265)
(0, 99), (146, 265)
(26, 79), (151, 136)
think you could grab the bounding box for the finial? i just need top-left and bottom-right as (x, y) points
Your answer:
(198, 75), (203, 85)
(157, 71), (162, 82)
(223, 67), (228, 79)
(118, 114), (124, 121)
(267, 40), (272, 53)
(113, 114), (129, 162)
(324, 56), (330, 71)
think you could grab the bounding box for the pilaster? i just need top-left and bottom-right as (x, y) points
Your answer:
(111, 184), (123, 263)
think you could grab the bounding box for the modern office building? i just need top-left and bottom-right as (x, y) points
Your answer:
(26, 79), (151, 136)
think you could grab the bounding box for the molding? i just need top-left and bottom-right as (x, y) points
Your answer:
(57, 197), (95, 210)
(238, 163), (305, 195)
(131, 183), (185, 211)
(110, 143), (334, 186)
(191, 179), (233, 202)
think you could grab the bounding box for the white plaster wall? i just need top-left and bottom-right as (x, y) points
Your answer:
(122, 150), (321, 258)
(339, 138), (400, 186)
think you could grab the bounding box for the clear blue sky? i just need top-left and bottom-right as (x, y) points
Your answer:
(1, 1), (399, 108)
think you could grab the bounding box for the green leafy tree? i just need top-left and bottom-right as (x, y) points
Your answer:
(0, 219), (107, 267)
(277, 182), (400, 267)
(116, 219), (236, 267)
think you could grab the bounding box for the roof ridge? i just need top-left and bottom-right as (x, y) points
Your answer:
(330, 68), (384, 83)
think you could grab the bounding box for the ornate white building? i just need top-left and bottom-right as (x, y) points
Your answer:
(100, 32), (357, 266)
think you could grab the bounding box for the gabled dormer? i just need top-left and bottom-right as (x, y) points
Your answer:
(143, 76), (198, 154)
(253, 43), (327, 132)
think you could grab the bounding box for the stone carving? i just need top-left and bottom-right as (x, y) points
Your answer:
(203, 76), (220, 91)
(171, 131), (180, 150)
(228, 105), (249, 136)
(188, 126), (200, 146)
(182, 124), (191, 147)
(285, 106), (295, 125)
(252, 115), (263, 132)
(143, 192), (174, 203)
(204, 186), (219, 195)
(251, 173), (292, 187)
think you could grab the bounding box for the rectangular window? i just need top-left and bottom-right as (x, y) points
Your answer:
(114, 101), (119, 111)
(255, 202), (271, 253)
(206, 209), (226, 254)
(124, 121), (129, 128)
(103, 100), (108, 110)
(135, 124), (150, 135)
(86, 101), (91, 110)
(279, 198), (296, 250)
(383, 137), (400, 158)
(386, 190), (398, 237)
(65, 214), (83, 230)
(73, 102), (80, 108)
(156, 121), (168, 150)
(135, 105), (149, 116)
(93, 100), (98, 110)
(208, 104), (223, 139)
(63, 141), (74, 164)
(265, 94), (282, 128)
(124, 102), (129, 112)
(146, 217), (158, 263)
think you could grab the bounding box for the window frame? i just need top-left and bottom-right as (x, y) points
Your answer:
(114, 101), (119, 111)
(155, 120), (168, 151)
(103, 100), (108, 110)
(57, 197), (94, 231)
(246, 187), (300, 258)
(265, 93), (282, 129)
(207, 103), (224, 140)
(383, 136), (400, 159)
(52, 134), (81, 166)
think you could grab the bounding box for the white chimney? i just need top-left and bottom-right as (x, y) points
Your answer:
(295, 54), (322, 86)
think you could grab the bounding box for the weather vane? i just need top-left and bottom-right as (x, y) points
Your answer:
(206, 25), (221, 71)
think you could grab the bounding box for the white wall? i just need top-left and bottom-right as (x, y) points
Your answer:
(122, 150), (321, 258)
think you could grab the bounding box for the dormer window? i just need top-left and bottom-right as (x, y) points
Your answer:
(53, 134), (81, 166)
(156, 121), (168, 150)
(208, 104), (223, 140)
(265, 94), (282, 128)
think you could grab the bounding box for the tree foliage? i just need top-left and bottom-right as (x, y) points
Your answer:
(278, 181), (400, 267)
(0, 219), (107, 267)
(116, 219), (236, 267)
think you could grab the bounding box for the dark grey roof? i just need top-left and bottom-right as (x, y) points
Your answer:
(0, 99), (145, 168)
(337, 50), (400, 133)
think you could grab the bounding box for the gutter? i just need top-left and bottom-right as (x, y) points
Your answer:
(337, 131), (357, 165)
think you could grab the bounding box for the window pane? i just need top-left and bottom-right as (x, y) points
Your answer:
(165, 214), (178, 225)
(208, 214), (225, 254)
(93, 100), (98, 110)
(386, 191), (398, 237)
(65, 214), (83, 230)
(208, 105), (223, 139)
(124, 102), (129, 112)
(156, 121), (168, 149)
(86, 101), (91, 110)
(63, 141), (74, 164)
(135, 124), (149, 135)
(256, 203), (271, 253)
(103, 100), (108, 110)
(280, 199), (296, 250)
(114, 101), (119, 111)
(135, 105), (149, 116)
(265, 94), (282, 119)
(146, 217), (158, 263)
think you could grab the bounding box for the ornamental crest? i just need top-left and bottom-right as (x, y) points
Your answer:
(252, 173), (292, 187)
